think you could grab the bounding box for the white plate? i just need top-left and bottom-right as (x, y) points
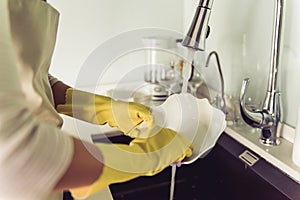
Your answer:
(151, 93), (226, 164)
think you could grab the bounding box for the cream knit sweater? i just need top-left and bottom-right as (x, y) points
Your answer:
(0, 0), (74, 199)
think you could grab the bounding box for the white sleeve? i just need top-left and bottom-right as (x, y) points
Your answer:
(0, 1), (74, 200)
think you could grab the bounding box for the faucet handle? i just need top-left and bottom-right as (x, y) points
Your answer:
(240, 78), (250, 105)
(239, 78), (263, 128)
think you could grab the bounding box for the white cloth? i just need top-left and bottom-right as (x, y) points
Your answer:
(0, 0), (74, 199)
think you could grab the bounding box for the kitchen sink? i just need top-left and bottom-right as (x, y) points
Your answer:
(104, 133), (300, 200)
(61, 128), (300, 200)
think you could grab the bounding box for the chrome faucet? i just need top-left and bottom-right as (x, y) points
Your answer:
(182, 0), (214, 51)
(183, 0), (285, 146)
(182, 0), (226, 114)
(240, 0), (285, 146)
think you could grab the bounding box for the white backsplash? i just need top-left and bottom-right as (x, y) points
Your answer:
(184, 0), (300, 128)
(48, 0), (183, 87)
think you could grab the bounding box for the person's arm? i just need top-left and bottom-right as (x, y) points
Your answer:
(49, 80), (104, 190)
(53, 137), (103, 191)
(0, 60), (103, 199)
(50, 80), (71, 108)
(0, 3), (103, 198)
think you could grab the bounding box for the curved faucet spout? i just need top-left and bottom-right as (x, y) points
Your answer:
(240, 78), (263, 128)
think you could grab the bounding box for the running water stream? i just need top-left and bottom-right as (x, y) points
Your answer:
(169, 49), (196, 200)
(181, 49), (196, 93)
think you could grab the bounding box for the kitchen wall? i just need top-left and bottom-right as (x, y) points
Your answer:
(49, 0), (300, 127)
(48, 0), (183, 86)
(184, 0), (300, 128)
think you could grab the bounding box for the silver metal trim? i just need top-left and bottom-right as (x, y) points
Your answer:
(182, 0), (214, 51)
(239, 150), (259, 167)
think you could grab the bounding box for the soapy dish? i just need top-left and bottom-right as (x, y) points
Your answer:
(151, 93), (227, 164)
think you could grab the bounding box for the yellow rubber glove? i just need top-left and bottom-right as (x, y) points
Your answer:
(57, 88), (154, 137)
(70, 126), (193, 199)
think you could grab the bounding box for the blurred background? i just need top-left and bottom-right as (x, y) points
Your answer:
(48, 0), (300, 128)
